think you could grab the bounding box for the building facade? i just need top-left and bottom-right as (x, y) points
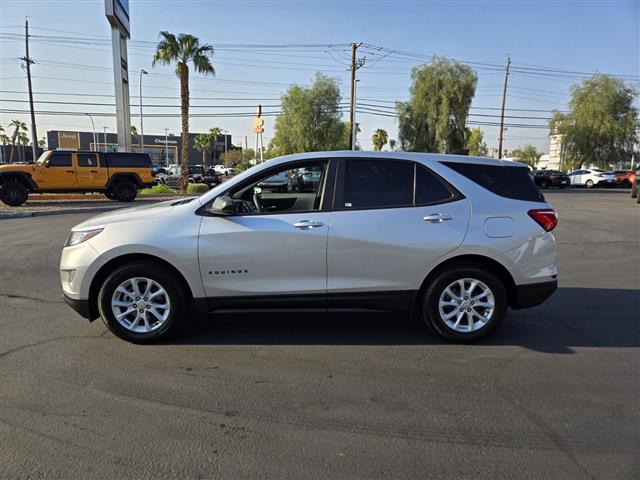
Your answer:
(46, 130), (235, 166)
(536, 134), (565, 170)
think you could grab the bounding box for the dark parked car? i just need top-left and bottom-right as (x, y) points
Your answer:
(190, 165), (222, 188)
(533, 170), (570, 189)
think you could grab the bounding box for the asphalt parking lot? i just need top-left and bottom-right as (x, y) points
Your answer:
(1, 190), (638, 479)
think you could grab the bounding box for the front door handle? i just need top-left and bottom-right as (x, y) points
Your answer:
(293, 220), (324, 229)
(424, 213), (453, 223)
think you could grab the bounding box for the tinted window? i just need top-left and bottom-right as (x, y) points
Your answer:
(443, 162), (544, 202)
(48, 153), (72, 167)
(77, 153), (99, 167)
(105, 153), (151, 168)
(415, 166), (455, 205)
(343, 159), (413, 209)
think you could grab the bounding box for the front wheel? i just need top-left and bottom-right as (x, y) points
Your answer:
(420, 265), (507, 343)
(97, 261), (187, 343)
(0, 181), (29, 206)
(112, 182), (137, 202)
(585, 179), (594, 189)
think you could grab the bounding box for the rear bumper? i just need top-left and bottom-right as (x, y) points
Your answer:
(63, 293), (93, 320)
(510, 280), (557, 309)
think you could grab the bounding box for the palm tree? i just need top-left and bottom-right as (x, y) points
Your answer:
(194, 133), (214, 164)
(371, 128), (388, 151)
(18, 132), (29, 163)
(9, 120), (27, 163)
(389, 139), (397, 151)
(208, 127), (222, 163)
(152, 31), (214, 191)
(0, 125), (9, 163)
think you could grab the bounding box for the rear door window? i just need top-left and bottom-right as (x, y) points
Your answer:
(415, 166), (456, 205)
(442, 162), (544, 202)
(342, 159), (413, 209)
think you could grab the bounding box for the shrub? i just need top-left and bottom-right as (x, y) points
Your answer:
(140, 184), (176, 195)
(187, 183), (209, 194)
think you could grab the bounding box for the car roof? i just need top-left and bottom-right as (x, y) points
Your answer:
(264, 150), (528, 168)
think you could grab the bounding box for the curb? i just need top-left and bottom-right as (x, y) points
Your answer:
(1, 205), (129, 220)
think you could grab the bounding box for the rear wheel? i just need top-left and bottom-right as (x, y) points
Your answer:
(585, 179), (594, 189)
(97, 261), (187, 343)
(540, 180), (549, 189)
(621, 179), (631, 188)
(112, 181), (137, 202)
(0, 181), (29, 206)
(420, 265), (507, 343)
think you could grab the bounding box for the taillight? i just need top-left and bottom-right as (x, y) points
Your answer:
(528, 208), (558, 232)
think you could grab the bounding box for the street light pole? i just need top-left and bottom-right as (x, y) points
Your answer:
(139, 69), (148, 152)
(103, 126), (108, 152)
(164, 128), (169, 166)
(85, 113), (97, 151)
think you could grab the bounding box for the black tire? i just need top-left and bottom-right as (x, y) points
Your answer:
(585, 179), (594, 189)
(631, 181), (638, 198)
(97, 261), (187, 343)
(540, 180), (549, 189)
(112, 181), (137, 202)
(621, 179), (631, 189)
(0, 181), (29, 206)
(420, 264), (507, 343)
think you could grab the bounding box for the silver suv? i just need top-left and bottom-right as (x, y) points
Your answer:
(61, 152), (558, 343)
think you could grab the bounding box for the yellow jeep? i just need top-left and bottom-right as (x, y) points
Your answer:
(0, 150), (155, 206)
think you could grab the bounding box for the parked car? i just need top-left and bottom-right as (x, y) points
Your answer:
(189, 165), (222, 188)
(0, 150), (155, 205)
(613, 170), (636, 188)
(258, 171), (289, 192)
(533, 170), (570, 189)
(213, 164), (236, 176)
(567, 168), (616, 188)
(294, 167), (324, 192)
(152, 165), (167, 176)
(61, 152), (558, 344)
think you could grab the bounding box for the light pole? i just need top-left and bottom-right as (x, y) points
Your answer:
(85, 113), (97, 151)
(102, 126), (108, 152)
(164, 128), (169, 166)
(222, 129), (229, 156)
(139, 69), (148, 152)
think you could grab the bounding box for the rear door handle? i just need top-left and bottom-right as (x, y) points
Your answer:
(293, 220), (324, 229)
(65, 170), (74, 174)
(423, 213), (453, 223)
(89, 170), (98, 173)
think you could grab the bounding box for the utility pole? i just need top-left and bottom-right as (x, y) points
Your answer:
(164, 128), (169, 166)
(349, 42), (364, 151)
(139, 69), (148, 152)
(21, 18), (38, 161)
(103, 126), (108, 152)
(497, 55), (511, 159)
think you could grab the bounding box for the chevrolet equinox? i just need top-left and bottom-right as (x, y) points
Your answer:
(61, 152), (558, 343)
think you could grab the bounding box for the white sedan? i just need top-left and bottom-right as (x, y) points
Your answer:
(567, 168), (617, 188)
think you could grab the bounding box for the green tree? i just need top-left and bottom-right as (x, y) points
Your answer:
(465, 127), (488, 156)
(271, 73), (348, 155)
(511, 144), (543, 168)
(388, 139), (397, 151)
(152, 31), (215, 190)
(9, 120), (27, 163)
(371, 128), (388, 151)
(550, 74), (638, 170)
(208, 127), (222, 162)
(220, 148), (255, 172)
(396, 57), (477, 153)
(130, 125), (138, 138)
(194, 133), (215, 164)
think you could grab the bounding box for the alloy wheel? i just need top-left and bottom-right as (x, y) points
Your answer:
(111, 277), (171, 333)
(438, 278), (495, 333)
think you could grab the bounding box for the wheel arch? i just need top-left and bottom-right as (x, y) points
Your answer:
(107, 173), (143, 189)
(87, 253), (194, 321)
(0, 171), (37, 190)
(417, 254), (517, 309)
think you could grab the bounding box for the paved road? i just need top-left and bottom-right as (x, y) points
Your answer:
(1, 191), (638, 479)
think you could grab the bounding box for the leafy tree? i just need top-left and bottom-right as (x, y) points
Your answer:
(371, 128), (388, 151)
(208, 127), (222, 162)
(550, 74), (638, 170)
(271, 73), (348, 155)
(152, 31), (214, 190)
(194, 133), (215, 164)
(465, 127), (488, 156)
(38, 136), (46, 149)
(397, 57), (477, 153)
(9, 120), (27, 163)
(130, 125), (138, 138)
(388, 139), (397, 151)
(221, 148), (255, 172)
(511, 144), (543, 168)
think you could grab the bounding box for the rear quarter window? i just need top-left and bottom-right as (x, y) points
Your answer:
(442, 162), (544, 202)
(105, 153), (152, 168)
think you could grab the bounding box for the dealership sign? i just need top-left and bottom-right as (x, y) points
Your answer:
(105, 0), (130, 38)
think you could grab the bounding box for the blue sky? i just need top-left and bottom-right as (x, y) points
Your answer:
(1, 0), (638, 153)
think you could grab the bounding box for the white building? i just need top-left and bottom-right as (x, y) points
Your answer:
(536, 134), (565, 170)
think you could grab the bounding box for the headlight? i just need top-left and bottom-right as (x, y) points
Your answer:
(65, 228), (104, 247)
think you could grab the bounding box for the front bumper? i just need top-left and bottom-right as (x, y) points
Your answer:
(510, 280), (557, 309)
(63, 293), (94, 319)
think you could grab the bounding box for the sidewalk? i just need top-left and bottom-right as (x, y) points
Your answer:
(0, 194), (190, 219)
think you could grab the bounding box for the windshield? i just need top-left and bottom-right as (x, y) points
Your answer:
(36, 151), (50, 164)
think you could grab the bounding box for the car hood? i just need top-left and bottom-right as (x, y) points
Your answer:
(72, 197), (199, 230)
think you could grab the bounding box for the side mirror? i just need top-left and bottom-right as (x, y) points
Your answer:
(208, 195), (235, 215)
(44, 160), (50, 168)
